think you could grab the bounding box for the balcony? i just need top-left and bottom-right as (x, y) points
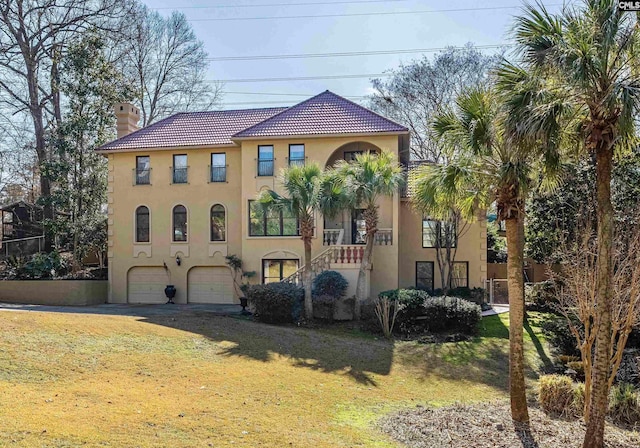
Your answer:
(133, 168), (151, 185)
(322, 228), (393, 246)
(288, 157), (305, 167)
(257, 159), (274, 176)
(210, 165), (227, 182)
(172, 166), (188, 184)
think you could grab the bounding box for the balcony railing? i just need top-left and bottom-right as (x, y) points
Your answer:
(257, 159), (274, 176)
(210, 165), (227, 182)
(133, 168), (151, 185)
(375, 228), (393, 245)
(172, 166), (188, 184)
(323, 228), (393, 245)
(323, 228), (344, 245)
(288, 157), (305, 167)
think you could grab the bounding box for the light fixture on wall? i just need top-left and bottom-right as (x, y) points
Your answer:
(176, 255), (181, 266)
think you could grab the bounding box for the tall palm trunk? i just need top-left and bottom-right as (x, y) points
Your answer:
(505, 211), (530, 426)
(301, 216), (314, 320)
(354, 206), (378, 320)
(583, 144), (614, 448)
(303, 238), (313, 319)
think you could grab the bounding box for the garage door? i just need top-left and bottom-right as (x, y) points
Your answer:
(188, 267), (234, 304)
(127, 267), (167, 304)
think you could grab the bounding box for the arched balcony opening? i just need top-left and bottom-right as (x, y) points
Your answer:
(322, 141), (393, 246)
(324, 141), (382, 169)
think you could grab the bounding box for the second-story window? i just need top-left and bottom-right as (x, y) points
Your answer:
(173, 154), (188, 184)
(173, 205), (187, 241)
(210, 153), (226, 182)
(257, 145), (274, 176)
(288, 144), (305, 166)
(136, 156), (150, 185)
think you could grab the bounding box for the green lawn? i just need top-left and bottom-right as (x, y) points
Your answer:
(0, 310), (552, 447)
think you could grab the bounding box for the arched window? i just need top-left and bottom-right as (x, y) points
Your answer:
(210, 204), (226, 241)
(172, 205), (187, 242)
(135, 206), (149, 242)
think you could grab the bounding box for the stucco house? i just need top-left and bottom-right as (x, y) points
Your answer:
(97, 91), (487, 304)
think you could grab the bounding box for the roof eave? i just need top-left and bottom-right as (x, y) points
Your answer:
(95, 142), (240, 154)
(231, 130), (409, 142)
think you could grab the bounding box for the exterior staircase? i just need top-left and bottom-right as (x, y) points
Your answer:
(282, 229), (365, 286)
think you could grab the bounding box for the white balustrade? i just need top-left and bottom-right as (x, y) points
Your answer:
(375, 229), (393, 245)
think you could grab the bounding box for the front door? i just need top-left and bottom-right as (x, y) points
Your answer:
(351, 209), (366, 244)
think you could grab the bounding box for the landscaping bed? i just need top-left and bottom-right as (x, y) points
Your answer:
(380, 401), (640, 448)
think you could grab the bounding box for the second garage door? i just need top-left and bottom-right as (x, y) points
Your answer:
(128, 267), (167, 304)
(187, 267), (235, 304)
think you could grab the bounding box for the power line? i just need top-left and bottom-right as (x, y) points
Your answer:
(225, 91), (366, 97)
(210, 73), (390, 83)
(153, 0), (412, 10)
(206, 44), (506, 61)
(188, 5), (562, 22)
(219, 98), (365, 106)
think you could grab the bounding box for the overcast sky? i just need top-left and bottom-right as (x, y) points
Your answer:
(143, 0), (569, 109)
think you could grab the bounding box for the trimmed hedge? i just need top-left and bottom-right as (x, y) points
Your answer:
(312, 270), (348, 298)
(431, 287), (486, 304)
(371, 289), (482, 336)
(380, 288), (430, 314)
(246, 282), (304, 324)
(421, 296), (482, 334)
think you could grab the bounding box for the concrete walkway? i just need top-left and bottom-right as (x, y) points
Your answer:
(0, 302), (244, 317)
(482, 304), (509, 317)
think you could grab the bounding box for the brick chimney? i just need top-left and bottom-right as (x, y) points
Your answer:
(115, 103), (140, 138)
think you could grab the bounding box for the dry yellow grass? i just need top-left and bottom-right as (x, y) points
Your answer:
(0, 310), (548, 447)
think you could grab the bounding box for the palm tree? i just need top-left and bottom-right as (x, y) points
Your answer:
(501, 2), (640, 445)
(418, 86), (560, 427)
(259, 163), (346, 319)
(333, 151), (404, 319)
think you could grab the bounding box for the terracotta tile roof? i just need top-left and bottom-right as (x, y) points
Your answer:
(98, 107), (287, 151)
(233, 90), (408, 138)
(98, 91), (407, 151)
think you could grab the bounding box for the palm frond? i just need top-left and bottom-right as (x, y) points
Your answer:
(513, 1), (563, 67)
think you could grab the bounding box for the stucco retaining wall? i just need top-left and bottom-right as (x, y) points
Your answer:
(0, 280), (108, 306)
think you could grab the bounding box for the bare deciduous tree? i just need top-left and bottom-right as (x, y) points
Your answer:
(120, 5), (222, 126)
(554, 222), (640, 418)
(368, 44), (500, 162)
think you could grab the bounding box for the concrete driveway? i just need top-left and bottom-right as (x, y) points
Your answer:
(0, 302), (244, 317)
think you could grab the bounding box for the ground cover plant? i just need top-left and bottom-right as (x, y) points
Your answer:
(1, 309), (557, 447)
